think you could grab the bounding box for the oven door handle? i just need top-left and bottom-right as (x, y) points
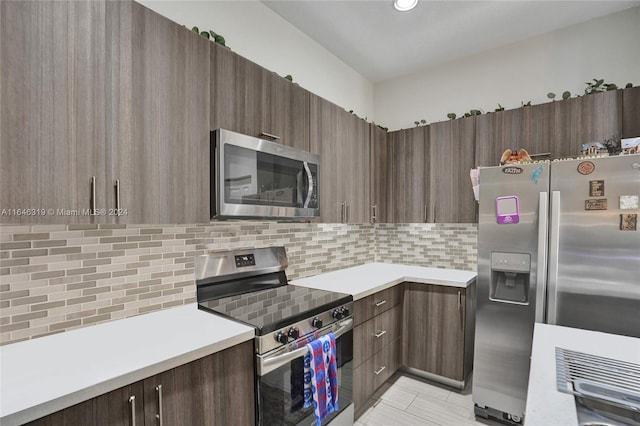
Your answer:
(256, 317), (353, 376)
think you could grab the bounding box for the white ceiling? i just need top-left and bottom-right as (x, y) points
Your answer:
(262, 1), (640, 83)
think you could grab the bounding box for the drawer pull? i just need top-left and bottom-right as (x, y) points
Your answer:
(375, 300), (387, 307)
(458, 290), (462, 311)
(90, 176), (96, 214)
(374, 366), (386, 375)
(374, 330), (387, 338)
(260, 131), (280, 140)
(156, 384), (163, 426)
(128, 396), (136, 426)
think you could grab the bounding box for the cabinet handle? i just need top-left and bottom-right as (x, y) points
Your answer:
(423, 204), (428, 222)
(458, 290), (462, 311)
(90, 176), (96, 214)
(259, 131), (280, 140)
(128, 396), (136, 426)
(156, 385), (163, 426)
(340, 202), (346, 223)
(374, 330), (387, 338)
(371, 204), (377, 223)
(346, 203), (350, 223)
(374, 366), (386, 375)
(114, 179), (121, 215)
(375, 300), (386, 307)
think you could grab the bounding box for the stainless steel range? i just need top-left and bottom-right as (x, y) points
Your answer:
(196, 247), (354, 426)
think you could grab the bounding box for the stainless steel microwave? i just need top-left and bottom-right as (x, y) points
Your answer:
(210, 129), (320, 219)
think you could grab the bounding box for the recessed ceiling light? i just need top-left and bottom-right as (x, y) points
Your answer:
(394, 0), (418, 12)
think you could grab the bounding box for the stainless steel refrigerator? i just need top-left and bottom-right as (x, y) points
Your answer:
(472, 154), (640, 424)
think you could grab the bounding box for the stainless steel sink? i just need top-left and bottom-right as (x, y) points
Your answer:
(555, 347), (640, 426)
(573, 380), (640, 426)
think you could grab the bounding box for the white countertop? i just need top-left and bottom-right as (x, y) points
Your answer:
(0, 304), (255, 426)
(525, 323), (640, 426)
(290, 262), (476, 300)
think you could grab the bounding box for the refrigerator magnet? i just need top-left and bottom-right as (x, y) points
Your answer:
(620, 214), (637, 231)
(496, 196), (520, 224)
(620, 195), (639, 210)
(585, 199), (607, 210)
(589, 180), (605, 197)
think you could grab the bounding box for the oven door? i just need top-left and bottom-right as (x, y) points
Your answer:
(212, 129), (319, 219)
(256, 318), (353, 426)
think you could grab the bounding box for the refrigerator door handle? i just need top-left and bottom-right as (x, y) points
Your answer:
(535, 191), (549, 323)
(547, 191), (561, 325)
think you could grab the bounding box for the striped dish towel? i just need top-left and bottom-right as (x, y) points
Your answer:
(303, 332), (338, 426)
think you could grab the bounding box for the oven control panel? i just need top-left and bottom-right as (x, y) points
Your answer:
(234, 254), (256, 267)
(266, 302), (353, 351)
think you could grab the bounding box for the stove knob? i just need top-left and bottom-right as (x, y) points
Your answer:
(288, 327), (300, 340)
(332, 309), (344, 320)
(275, 331), (288, 344)
(342, 307), (350, 317)
(311, 317), (323, 329)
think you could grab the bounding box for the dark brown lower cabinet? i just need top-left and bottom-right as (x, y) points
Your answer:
(95, 382), (145, 426)
(26, 341), (254, 426)
(402, 282), (475, 383)
(353, 300), (402, 419)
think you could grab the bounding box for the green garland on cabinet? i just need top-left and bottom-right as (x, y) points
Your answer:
(438, 79), (634, 122)
(191, 26), (227, 47)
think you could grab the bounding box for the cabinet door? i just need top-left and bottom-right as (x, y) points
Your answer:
(106, 1), (210, 224)
(622, 86), (640, 139)
(403, 283), (465, 381)
(262, 71), (310, 150)
(215, 340), (256, 425)
(95, 381), (145, 426)
(553, 90), (622, 159)
(389, 127), (429, 223)
(211, 43), (263, 139)
(310, 94), (345, 222)
(475, 108), (523, 168)
(370, 124), (391, 224)
(429, 118), (476, 223)
(341, 112), (370, 223)
(1, 0), (107, 224)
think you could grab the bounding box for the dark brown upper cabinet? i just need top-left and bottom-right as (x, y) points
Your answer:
(310, 94), (370, 223)
(370, 124), (391, 223)
(429, 117), (476, 223)
(0, 1), (211, 224)
(0, 1), (108, 224)
(211, 44), (310, 150)
(389, 126), (430, 223)
(552, 89), (622, 159)
(106, 1), (211, 224)
(622, 86), (640, 139)
(474, 108), (525, 168)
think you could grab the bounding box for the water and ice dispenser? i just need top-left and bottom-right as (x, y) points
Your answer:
(490, 252), (531, 304)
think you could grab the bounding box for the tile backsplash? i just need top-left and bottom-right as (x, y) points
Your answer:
(0, 222), (476, 345)
(375, 223), (477, 270)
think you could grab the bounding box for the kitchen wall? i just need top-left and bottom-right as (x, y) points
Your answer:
(375, 223), (477, 271)
(137, 0), (374, 121)
(0, 222), (477, 345)
(375, 6), (640, 130)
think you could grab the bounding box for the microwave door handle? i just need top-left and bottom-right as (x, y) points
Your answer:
(303, 161), (313, 208)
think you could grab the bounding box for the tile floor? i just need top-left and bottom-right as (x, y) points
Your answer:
(355, 373), (500, 426)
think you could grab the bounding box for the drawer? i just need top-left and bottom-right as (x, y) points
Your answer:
(354, 337), (402, 417)
(353, 305), (401, 368)
(353, 354), (376, 416)
(373, 338), (401, 389)
(354, 284), (402, 326)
